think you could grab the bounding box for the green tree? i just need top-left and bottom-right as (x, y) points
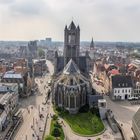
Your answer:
(52, 114), (58, 121)
(52, 128), (61, 137)
(54, 121), (62, 128)
(45, 135), (55, 140)
(38, 48), (45, 58)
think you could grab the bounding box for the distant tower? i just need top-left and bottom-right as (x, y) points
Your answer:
(90, 38), (94, 50)
(64, 21), (80, 66)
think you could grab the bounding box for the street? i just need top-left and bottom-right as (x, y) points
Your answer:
(13, 60), (54, 140)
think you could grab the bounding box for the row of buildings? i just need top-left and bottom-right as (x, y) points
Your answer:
(0, 83), (19, 131)
(0, 43), (48, 133)
(0, 37), (52, 133)
(94, 54), (140, 101)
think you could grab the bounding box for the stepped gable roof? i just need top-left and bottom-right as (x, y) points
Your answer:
(63, 59), (80, 75)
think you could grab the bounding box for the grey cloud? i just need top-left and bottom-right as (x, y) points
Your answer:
(0, 0), (140, 41)
(9, 0), (49, 17)
(0, 0), (15, 4)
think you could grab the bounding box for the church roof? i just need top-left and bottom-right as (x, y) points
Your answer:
(68, 21), (76, 30)
(63, 59), (80, 74)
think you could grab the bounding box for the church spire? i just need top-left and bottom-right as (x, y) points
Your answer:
(90, 37), (94, 50)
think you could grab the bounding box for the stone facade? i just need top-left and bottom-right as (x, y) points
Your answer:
(54, 21), (89, 74)
(53, 59), (91, 114)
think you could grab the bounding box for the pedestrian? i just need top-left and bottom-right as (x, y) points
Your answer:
(27, 108), (30, 114)
(37, 136), (40, 140)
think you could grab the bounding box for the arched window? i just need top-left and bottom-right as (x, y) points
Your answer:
(70, 95), (75, 108)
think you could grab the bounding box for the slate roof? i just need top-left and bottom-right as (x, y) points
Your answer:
(111, 75), (133, 88)
(56, 56), (64, 73)
(63, 59), (80, 74)
(56, 56), (87, 74)
(3, 73), (22, 79)
(78, 56), (87, 73)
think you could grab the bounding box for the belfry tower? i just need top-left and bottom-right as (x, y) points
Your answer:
(90, 37), (94, 50)
(64, 21), (80, 66)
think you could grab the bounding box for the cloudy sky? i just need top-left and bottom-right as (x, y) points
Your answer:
(0, 0), (140, 42)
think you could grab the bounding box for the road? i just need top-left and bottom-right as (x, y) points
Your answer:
(13, 76), (50, 140)
(13, 59), (54, 140)
(91, 63), (109, 94)
(46, 60), (54, 75)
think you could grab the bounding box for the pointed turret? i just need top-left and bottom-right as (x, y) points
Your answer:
(90, 37), (94, 50)
(68, 21), (76, 30)
(55, 51), (58, 58)
(65, 25), (67, 30)
(77, 25), (80, 31)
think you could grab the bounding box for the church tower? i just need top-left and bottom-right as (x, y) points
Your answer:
(90, 37), (94, 50)
(64, 21), (80, 66)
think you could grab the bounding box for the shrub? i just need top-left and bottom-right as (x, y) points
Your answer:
(56, 106), (62, 112)
(90, 107), (100, 116)
(55, 106), (69, 117)
(52, 127), (61, 137)
(52, 114), (58, 121)
(96, 138), (101, 140)
(79, 104), (89, 113)
(54, 121), (62, 128)
(45, 135), (55, 140)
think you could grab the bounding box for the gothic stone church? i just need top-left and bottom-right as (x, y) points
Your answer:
(53, 21), (91, 114)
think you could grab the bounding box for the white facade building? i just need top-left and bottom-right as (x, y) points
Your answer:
(110, 75), (133, 100)
(113, 87), (132, 100)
